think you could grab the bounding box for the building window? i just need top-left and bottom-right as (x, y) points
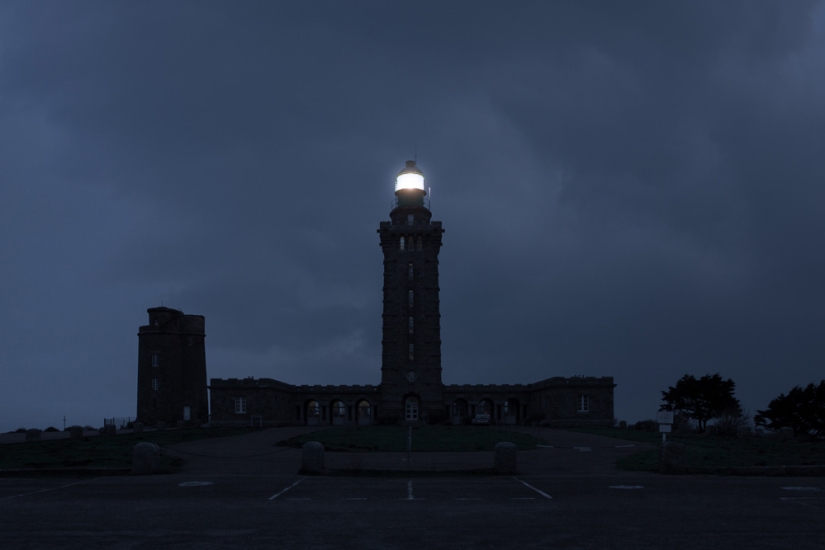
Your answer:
(407, 214), (414, 226)
(409, 344), (414, 360)
(307, 400), (320, 418)
(235, 397), (247, 414)
(151, 353), (159, 367)
(405, 397), (419, 421)
(151, 377), (159, 391)
(408, 291), (414, 307)
(578, 395), (589, 412)
(409, 317), (414, 334)
(400, 236), (405, 251)
(408, 263), (413, 281)
(333, 401), (346, 418)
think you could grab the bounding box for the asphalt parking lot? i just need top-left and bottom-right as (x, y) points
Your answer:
(0, 428), (823, 549)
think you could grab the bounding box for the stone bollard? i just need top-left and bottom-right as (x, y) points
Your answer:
(26, 429), (42, 442)
(70, 426), (84, 439)
(156, 421), (166, 431)
(176, 420), (185, 429)
(659, 442), (686, 474)
(301, 442), (325, 474)
(133, 422), (143, 434)
(132, 442), (161, 475)
(779, 427), (794, 441)
(103, 424), (117, 436)
(494, 442), (518, 474)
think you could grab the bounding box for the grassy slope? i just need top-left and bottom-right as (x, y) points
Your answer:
(0, 428), (258, 472)
(568, 427), (825, 471)
(278, 426), (543, 452)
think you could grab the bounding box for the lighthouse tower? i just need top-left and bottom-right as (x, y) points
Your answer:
(378, 161), (445, 423)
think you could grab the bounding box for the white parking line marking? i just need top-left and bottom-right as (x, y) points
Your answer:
(400, 479), (424, 501)
(609, 485), (644, 489)
(268, 477), (306, 500)
(573, 447), (592, 452)
(781, 487), (820, 492)
(512, 477), (552, 499)
(178, 481), (214, 487)
(536, 445), (555, 448)
(780, 497), (824, 508)
(0, 479), (94, 502)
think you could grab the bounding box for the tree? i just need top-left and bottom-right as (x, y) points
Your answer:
(660, 374), (741, 432)
(754, 381), (825, 438)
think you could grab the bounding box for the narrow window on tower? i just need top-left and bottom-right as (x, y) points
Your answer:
(408, 291), (414, 307)
(399, 236), (405, 251)
(407, 214), (414, 226)
(409, 317), (414, 334)
(151, 353), (159, 367)
(409, 344), (414, 360)
(408, 263), (413, 281)
(417, 236), (422, 250)
(152, 377), (159, 391)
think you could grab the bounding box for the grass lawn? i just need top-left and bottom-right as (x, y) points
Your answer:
(277, 425), (544, 452)
(567, 427), (825, 472)
(0, 427), (258, 473)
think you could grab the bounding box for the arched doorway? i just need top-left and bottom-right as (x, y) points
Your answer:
(356, 400), (372, 425)
(331, 400), (347, 425)
(451, 399), (468, 425)
(306, 400), (321, 426)
(504, 398), (520, 425)
(404, 396), (419, 422)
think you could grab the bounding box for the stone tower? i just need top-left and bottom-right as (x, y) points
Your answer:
(378, 161), (445, 423)
(136, 307), (208, 426)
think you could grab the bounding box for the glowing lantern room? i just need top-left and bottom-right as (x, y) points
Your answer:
(394, 160), (427, 208)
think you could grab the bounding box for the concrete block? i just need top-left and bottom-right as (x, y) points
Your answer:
(659, 442), (686, 474)
(156, 421), (166, 431)
(69, 426), (84, 439)
(25, 429), (42, 442)
(494, 442), (517, 473)
(301, 441), (325, 473)
(132, 422), (143, 434)
(132, 442), (161, 475)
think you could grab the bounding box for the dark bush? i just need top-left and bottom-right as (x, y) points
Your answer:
(44, 426), (59, 432)
(15, 428), (27, 433)
(634, 419), (657, 432)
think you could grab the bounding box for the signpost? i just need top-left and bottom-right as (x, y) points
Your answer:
(657, 411), (674, 444)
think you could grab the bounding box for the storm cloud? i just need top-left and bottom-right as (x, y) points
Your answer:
(2, 1), (824, 430)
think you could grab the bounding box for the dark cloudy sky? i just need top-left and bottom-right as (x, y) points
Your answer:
(2, 1), (824, 432)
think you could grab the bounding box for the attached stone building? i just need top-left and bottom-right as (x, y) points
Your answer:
(208, 161), (615, 428)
